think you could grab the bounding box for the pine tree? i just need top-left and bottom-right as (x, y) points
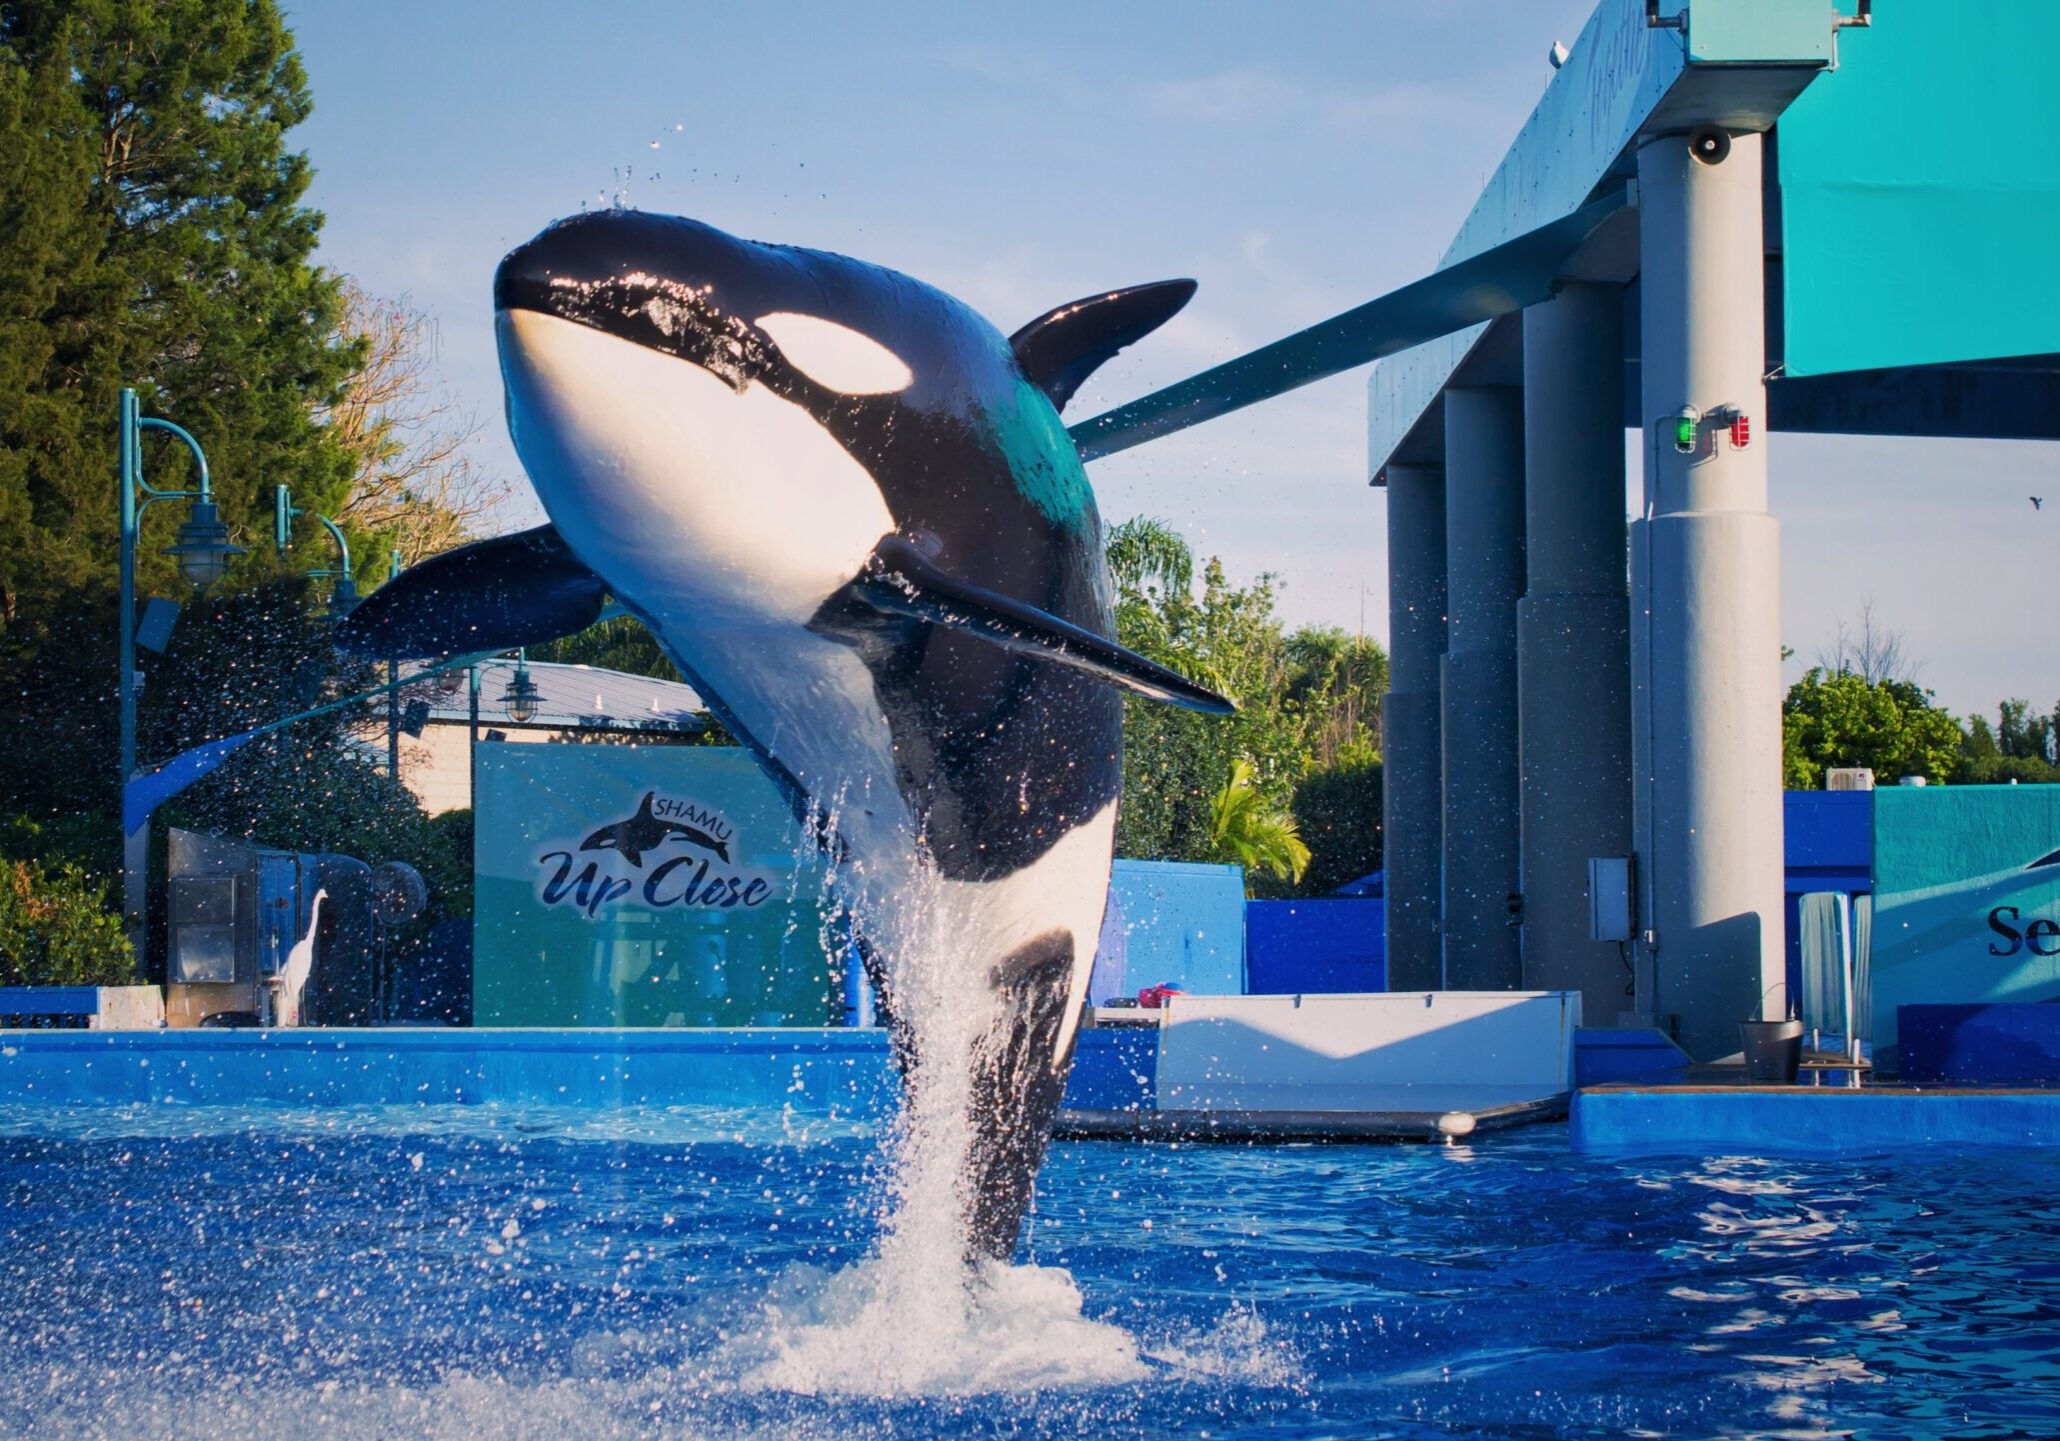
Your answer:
(0, 0), (359, 868)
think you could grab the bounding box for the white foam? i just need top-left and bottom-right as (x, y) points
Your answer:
(725, 1258), (1148, 1397)
(16, 1296), (1297, 1439)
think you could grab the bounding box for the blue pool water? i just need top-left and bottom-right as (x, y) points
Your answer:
(4, 1105), (2059, 1439)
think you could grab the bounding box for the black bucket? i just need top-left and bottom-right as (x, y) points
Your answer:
(1740, 1019), (1804, 1083)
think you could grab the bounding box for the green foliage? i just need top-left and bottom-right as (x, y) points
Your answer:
(1781, 667), (1965, 789)
(0, 852), (133, 987)
(1955, 700), (2060, 784)
(0, 0), (361, 885)
(1290, 743), (1383, 896)
(1208, 759), (1310, 893)
(1283, 626), (1389, 769)
(531, 615), (682, 683)
(1107, 517), (1384, 894)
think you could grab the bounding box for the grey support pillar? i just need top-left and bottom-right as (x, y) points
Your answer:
(1441, 387), (1525, 990)
(1381, 463), (1446, 992)
(1519, 283), (1633, 1020)
(1632, 130), (1786, 1059)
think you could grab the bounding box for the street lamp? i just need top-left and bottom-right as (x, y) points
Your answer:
(119, 386), (247, 960)
(501, 656), (542, 724)
(273, 485), (358, 618)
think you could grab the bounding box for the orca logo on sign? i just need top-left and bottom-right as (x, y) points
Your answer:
(1987, 845), (2060, 958)
(535, 790), (776, 919)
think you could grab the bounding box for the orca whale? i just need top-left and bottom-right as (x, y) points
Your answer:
(582, 791), (731, 866)
(338, 210), (1228, 1258)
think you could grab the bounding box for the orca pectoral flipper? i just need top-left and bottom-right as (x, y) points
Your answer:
(335, 525), (608, 659)
(854, 536), (1235, 715)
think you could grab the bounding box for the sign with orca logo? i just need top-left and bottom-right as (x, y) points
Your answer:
(473, 746), (842, 1027)
(533, 788), (779, 919)
(1871, 786), (2060, 1054)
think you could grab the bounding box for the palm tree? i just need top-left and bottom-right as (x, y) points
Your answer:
(1105, 515), (1193, 596)
(1207, 758), (1310, 892)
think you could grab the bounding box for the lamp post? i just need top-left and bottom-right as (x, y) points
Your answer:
(276, 485), (401, 778)
(500, 654), (542, 725)
(272, 485), (358, 618)
(386, 549), (403, 778)
(119, 387), (246, 960)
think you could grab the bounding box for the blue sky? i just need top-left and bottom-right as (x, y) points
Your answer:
(287, 1), (2055, 719)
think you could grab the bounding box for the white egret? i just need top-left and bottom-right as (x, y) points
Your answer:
(274, 889), (328, 1027)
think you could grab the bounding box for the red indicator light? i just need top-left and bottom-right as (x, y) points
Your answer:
(1729, 414), (1751, 449)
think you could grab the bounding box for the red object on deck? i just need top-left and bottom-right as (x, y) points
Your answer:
(1136, 984), (1184, 1010)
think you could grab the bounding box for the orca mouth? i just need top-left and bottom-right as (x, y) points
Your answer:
(494, 214), (778, 393)
(497, 268), (775, 394)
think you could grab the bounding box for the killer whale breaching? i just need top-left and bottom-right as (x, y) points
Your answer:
(338, 209), (1230, 1260)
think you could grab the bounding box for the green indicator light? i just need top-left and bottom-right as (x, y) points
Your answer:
(1671, 407), (1701, 454)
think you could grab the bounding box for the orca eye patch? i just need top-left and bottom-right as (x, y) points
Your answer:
(755, 312), (913, 395)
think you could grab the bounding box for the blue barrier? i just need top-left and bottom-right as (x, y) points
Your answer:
(0, 1025), (1150, 1116)
(1244, 899), (1383, 994)
(1573, 1085), (2060, 1153)
(1572, 1027), (1690, 1086)
(1062, 1028), (1156, 1112)
(1098, 859), (1247, 999)
(0, 987), (101, 1025)
(1898, 1005), (2060, 1085)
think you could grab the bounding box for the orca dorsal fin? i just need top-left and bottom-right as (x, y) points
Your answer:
(1008, 280), (1197, 413)
(335, 525), (608, 659)
(635, 791), (657, 818)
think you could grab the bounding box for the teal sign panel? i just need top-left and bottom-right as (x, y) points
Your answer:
(473, 745), (842, 1027)
(1688, 0), (1835, 65)
(1779, 4), (2060, 376)
(1870, 786), (2060, 1052)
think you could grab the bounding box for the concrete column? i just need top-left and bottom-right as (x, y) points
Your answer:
(1632, 130), (1786, 1059)
(1441, 387), (1525, 990)
(1381, 462), (1446, 992)
(1519, 283), (1633, 1021)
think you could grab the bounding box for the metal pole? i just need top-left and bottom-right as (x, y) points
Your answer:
(385, 662), (399, 778)
(386, 550), (402, 780)
(118, 389), (145, 967)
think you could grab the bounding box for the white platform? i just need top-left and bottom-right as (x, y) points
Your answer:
(1154, 990), (1580, 1118)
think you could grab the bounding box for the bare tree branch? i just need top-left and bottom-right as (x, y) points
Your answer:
(323, 280), (511, 565)
(1817, 600), (1916, 686)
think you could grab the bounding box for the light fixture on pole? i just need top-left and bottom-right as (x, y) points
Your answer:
(273, 485), (358, 617)
(166, 499), (243, 589)
(118, 386), (247, 962)
(501, 657), (542, 724)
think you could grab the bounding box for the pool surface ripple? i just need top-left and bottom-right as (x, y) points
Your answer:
(3, 1105), (2057, 1439)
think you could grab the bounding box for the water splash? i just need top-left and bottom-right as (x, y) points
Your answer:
(724, 1260), (1147, 1396)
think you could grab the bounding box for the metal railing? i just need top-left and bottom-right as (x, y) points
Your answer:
(1797, 890), (1872, 1067)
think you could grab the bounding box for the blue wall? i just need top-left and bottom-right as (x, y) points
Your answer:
(0, 1026), (1151, 1116)
(1245, 900), (1384, 994)
(1782, 791), (1874, 1001)
(1093, 859), (1246, 1001)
